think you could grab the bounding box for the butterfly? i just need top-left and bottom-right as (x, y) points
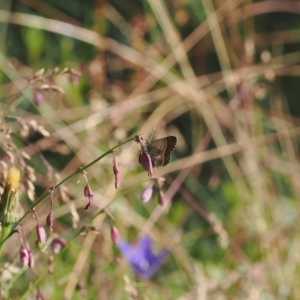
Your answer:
(134, 134), (177, 168)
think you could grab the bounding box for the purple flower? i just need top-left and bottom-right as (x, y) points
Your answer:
(117, 236), (168, 280)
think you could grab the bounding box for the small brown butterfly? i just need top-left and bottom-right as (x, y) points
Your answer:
(134, 134), (177, 168)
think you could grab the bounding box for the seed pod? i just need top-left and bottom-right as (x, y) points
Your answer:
(141, 184), (153, 203)
(48, 265), (54, 275)
(46, 211), (54, 232)
(36, 287), (45, 300)
(28, 251), (35, 269)
(34, 92), (45, 106)
(84, 184), (93, 210)
(139, 152), (153, 177)
(36, 225), (47, 244)
(113, 164), (120, 189)
(110, 226), (120, 244)
(112, 152), (120, 189)
(51, 237), (67, 254)
(20, 246), (29, 267)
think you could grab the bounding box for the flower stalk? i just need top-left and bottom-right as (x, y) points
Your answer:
(0, 168), (21, 255)
(112, 151), (120, 189)
(0, 137), (134, 249)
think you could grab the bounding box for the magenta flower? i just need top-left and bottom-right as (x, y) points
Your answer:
(117, 236), (169, 280)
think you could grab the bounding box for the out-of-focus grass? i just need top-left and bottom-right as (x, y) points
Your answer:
(1, 0), (300, 299)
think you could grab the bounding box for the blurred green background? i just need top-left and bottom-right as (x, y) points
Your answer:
(1, 0), (300, 299)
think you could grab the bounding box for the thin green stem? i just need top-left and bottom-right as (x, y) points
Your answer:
(0, 225), (11, 255)
(0, 136), (134, 249)
(19, 209), (105, 300)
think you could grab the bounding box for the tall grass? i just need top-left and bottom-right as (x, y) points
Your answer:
(1, 0), (300, 299)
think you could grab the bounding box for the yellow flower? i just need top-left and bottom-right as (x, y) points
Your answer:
(5, 168), (20, 191)
(0, 168), (21, 226)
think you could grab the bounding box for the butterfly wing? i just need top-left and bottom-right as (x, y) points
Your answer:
(147, 136), (177, 167)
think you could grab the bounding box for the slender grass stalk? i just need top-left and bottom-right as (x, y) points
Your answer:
(18, 208), (105, 300)
(0, 168), (21, 255)
(0, 137), (134, 251)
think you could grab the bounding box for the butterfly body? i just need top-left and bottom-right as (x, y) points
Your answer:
(135, 135), (177, 168)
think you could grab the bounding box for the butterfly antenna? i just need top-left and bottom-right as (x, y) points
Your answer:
(149, 127), (156, 141)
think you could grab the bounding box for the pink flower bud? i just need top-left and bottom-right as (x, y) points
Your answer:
(28, 251), (35, 269)
(34, 92), (44, 106)
(68, 72), (80, 87)
(141, 184), (153, 203)
(36, 287), (45, 300)
(139, 152), (153, 177)
(84, 184), (93, 210)
(48, 265), (54, 274)
(51, 238), (67, 254)
(36, 225), (47, 244)
(48, 255), (54, 264)
(158, 190), (165, 206)
(46, 211), (54, 231)
(110, 226), (120, 244)
(20, 246), (29, 266)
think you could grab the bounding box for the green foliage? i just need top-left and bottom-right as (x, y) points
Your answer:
(1, 0), (300, 299)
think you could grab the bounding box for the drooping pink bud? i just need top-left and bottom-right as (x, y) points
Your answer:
(76, 282), (86, 295)
(141, 184), (153, 203)
(48, 255), (54, 264)
(46, 211), (54, 231)
(28, 251), (35, 269)
(68, 73), (79, 87)
(84, 184), (92, 197)
(36, 225), (47, 244)
(20, 246), (29, 266)
(48, 265), (54, 274)
(84, 184), (93, 210)
(158, 190), (165, 206)
(51, 237), (67, 254)
(110, 226), (120, 244)
(36, 287), (45, 300)
(34, 92), (45, 106)
(139, 152), (153, 177)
